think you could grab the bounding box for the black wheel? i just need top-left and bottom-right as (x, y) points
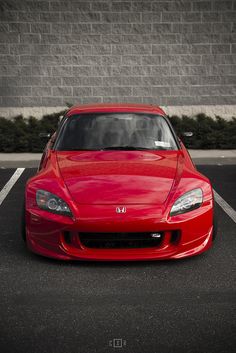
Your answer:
(21, 200), (26, 242)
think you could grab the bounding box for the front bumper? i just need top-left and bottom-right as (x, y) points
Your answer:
(25, 201), (213, 261)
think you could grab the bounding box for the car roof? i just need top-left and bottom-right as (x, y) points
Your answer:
(66, 103), (166, 117)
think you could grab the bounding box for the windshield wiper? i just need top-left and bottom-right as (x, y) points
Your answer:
(101, 146), (153, 150)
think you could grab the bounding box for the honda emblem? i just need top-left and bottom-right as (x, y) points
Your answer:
(116, 206), (126, 214)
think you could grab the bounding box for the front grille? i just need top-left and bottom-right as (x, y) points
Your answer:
(79, 232), (164, 249)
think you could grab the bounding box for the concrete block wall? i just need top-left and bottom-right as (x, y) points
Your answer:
(0, 0), (236, 118)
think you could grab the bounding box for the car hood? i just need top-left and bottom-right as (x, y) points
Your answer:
(56, 150), (181, 205)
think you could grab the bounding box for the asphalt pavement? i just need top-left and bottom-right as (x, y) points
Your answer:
(0, 164), (235, 353)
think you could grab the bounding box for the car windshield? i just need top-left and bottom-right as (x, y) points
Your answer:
(55, 113), (178, 151)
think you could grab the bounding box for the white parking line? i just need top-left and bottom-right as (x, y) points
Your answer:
(214, 189), (236, 224)
(0, 168), (25, 206)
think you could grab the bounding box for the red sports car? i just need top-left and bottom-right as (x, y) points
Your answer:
(22, 103), (216, 261)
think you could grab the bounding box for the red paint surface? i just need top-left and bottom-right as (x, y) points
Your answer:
(25, 103), (214, 261)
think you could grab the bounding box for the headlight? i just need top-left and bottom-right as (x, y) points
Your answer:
(36, 190), (72, 217)
(170, 188), (203, 216)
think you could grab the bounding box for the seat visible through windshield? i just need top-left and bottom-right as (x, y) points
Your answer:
(55, 113), (178, 151)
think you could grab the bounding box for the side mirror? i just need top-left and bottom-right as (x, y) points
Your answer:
(182, 131), (193, 137)
(39, 132), (51, 139)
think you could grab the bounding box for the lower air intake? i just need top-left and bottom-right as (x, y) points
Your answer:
(79, 232), (164, 249)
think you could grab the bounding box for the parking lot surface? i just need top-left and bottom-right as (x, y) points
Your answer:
(0, 165), (235, 353)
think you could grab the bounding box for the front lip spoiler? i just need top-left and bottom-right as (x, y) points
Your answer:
(27, 227), (213, 262)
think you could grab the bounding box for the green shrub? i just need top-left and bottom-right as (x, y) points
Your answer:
(0, 111), (235, 152)
(0, 117), (15, 152)
(0, 110), (66, 152)
(169, 114), (236, 149)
